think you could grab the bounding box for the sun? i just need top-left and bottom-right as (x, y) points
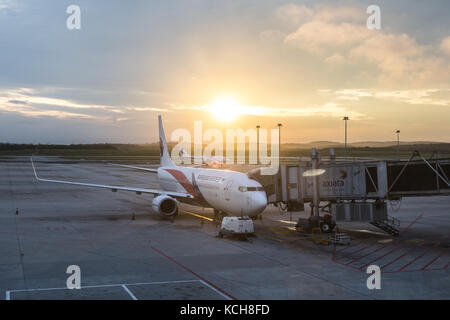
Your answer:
(207, 97), (242, 121)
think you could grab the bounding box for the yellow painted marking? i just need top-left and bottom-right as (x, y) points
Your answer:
(180, 209), (215, 222)
(278, 220), (298, 225)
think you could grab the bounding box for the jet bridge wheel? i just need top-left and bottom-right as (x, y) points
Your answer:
(319, 213), (335, 233)
(320, 222), (332, 233)
(296, 215), (335, 234)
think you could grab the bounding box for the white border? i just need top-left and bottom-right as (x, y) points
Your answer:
(5, 279), (229, 300)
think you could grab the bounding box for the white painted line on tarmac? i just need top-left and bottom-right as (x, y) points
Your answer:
(121, 285), (138, 300)
(198, 280), (232, 300)
(4, 279), (201, 300)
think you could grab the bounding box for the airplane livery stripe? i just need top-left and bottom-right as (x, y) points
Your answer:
(164, 169), (196, 197)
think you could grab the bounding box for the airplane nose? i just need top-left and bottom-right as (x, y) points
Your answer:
(252, 192), (267, 214)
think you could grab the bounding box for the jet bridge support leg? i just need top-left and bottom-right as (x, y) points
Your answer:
(295, 148), (336, 234)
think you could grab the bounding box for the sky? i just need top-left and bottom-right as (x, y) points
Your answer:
(0, 0), (449, 144)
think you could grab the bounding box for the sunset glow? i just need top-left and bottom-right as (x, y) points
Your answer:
(206, 97), (243, 121)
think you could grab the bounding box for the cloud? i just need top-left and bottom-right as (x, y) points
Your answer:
(324, 53), (348, 65)
(285, 20), (371, 54)
(126, 106), (172, 112)
(276, 4), (450, 86)
(0, 88), (122, 120)
(325, 88), (450, 106)
(259, 29), (285, 42)
(276, 3), (363, 26)
(8, 99), (27, 105)
(440, 36), (450, 56)
(275, 4), (314, 26)
(0, 0), (22, 13)
(0, 87), (178, 122)
(172, 102), (364, 120)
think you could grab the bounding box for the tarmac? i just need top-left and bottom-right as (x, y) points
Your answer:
(0, 157), (448, 300)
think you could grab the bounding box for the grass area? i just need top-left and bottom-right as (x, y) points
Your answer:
(1, 142), (449, 161)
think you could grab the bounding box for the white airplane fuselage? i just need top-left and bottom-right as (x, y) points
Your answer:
(158, 166), (267, 216)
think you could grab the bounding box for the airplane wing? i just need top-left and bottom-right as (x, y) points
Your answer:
(31, 158), (192, 199)
(109, 163), (158, 173)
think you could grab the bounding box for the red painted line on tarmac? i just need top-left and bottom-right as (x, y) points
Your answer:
(342, 243), (378, 265)
(397, 241), (441, 272)
(359, 243), (406, 270)
(150, 245), (236, 300)
(381, 245), (422, 270)
(421, 247), (450, 271)
(332, 258), (362, 271)
(401, 213), (424, 233)
(334, 243), (372, 261)
(336, 242), (361, 253)
(347, 243), (376, 256)
(334, 244), (365, 261)
(344, 242), (394, 266)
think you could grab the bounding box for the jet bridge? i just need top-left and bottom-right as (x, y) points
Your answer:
(249, 151), (450, 235)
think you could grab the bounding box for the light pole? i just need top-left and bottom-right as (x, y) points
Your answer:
(343, 116), (349, 159)
(277, 123), (282, 161)
(256, 125), (260, 165)
(396, 130), (400, 159)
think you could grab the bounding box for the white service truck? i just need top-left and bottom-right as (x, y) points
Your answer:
(218, 216), (254, 239)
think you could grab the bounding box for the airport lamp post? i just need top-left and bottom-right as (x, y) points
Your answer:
(278, 123), (282, 163)
(256, 125), (260, 165)
(343, 116), (349, 159)
(396, 130), (400, 159)
(311, 148), (321, 217)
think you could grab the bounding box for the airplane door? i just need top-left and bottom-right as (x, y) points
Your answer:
(224, 180), (233, 200)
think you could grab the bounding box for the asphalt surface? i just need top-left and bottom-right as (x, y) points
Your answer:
(0, 157), (448, 299)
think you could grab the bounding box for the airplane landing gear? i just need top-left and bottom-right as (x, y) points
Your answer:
(213, 209), (226, 223)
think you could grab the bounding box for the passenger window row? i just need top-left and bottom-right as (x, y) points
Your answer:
(238, 186), (264, 192)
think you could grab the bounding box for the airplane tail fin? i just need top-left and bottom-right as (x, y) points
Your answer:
(158, 115), (175, 167)
(179, 147), (190, 158)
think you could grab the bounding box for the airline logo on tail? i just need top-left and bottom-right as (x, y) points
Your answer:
(159, 138), (164, 157)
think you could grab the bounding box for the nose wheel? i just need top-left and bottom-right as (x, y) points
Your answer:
(213, 209), (227, 223)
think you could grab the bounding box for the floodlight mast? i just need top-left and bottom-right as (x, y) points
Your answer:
(277, 123), (282, 165)
(256, 125), (260, 165)
(343, 116), (349, 159)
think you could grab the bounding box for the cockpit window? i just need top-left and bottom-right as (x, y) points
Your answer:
(239, 186), (264, 192)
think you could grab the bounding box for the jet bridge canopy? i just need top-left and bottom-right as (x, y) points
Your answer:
(249, 153), (450, 206)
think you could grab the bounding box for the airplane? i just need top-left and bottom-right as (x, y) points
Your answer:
(31, 115), (268, 220)
(178, 147), (225, 168)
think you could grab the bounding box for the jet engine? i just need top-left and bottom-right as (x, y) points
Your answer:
(152, 195), (178, 217)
